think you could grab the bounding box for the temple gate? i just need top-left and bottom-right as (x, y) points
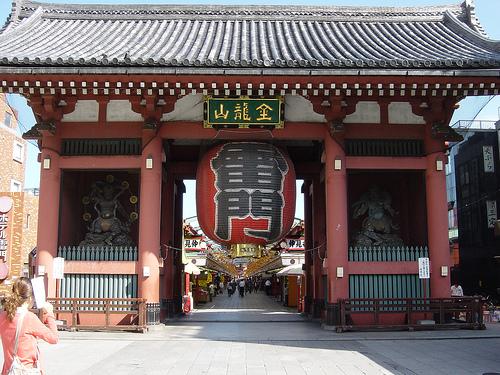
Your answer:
(0, 0), (498, 327)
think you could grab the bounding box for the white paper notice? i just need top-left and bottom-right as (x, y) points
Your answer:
(418, 257), (430, 279)
(30, 277), (46, 309)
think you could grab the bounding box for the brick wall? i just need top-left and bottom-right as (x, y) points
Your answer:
(0, 94), (26, 192)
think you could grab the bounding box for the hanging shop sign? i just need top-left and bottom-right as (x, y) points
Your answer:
(486, 200), (497, 228)
(196, 142), (296, 257)
(0, 194), (23, 285)
(204, 96), (284, 129)
(284, 238), (305, 250)
(183, 236), (207, 252)
(0, 196), (13, 259)
(483, 146), (495, 173)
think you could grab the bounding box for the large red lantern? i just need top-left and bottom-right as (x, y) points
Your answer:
(196, 142), (296, 257)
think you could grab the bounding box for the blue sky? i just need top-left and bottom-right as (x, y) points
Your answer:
(0, 0), (499, 218)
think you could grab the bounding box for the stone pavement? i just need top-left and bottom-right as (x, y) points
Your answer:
(5, 292), (500, 374)
(181, 288), (303, 322)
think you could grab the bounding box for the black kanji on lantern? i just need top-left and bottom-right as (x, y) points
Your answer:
(211, 143), (289, 242)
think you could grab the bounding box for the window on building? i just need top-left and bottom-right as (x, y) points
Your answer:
(4, 112), (12, 127)
(25, 213), (30, 229)
(13, 142), (23, 162)
(10, 180), (22, 192)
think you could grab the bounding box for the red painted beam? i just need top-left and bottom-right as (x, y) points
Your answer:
(59, 155), (142, 169)
(346, 156), (427, 170)
(159, 122), (326, 140)
(64, 261), (138, 274)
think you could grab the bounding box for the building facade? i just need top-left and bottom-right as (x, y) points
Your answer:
(0, 0), (499, 326)
(0, 94), (39, 293)
(454, 125), (500, 298)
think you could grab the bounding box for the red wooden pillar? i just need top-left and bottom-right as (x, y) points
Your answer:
(426, 151), (451, 297)
(324, 133), (349, 303)
(138, 136), (162, 303)
(37, 140), (61, 298)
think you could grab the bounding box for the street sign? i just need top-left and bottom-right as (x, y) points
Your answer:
(53, 257), (65, 279)
(418, 257), (430, 279)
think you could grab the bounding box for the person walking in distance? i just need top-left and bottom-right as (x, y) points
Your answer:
(265, 279), (272, 296)
(450, 281), (464, 320)
(238, 279), (245, 298)
(0, 277), (58, 374)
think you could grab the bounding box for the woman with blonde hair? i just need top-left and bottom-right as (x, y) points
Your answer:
(0, 277), (58, 374)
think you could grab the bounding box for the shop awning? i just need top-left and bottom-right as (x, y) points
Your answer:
(184, 262), (201, 275)
(276, 264), (303, 276)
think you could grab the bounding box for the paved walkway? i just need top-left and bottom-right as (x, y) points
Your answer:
(3, 293), (500, 374)
(182, 289), (303, 322)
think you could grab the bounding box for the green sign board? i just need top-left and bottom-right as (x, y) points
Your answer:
(204, 96), (284, 129)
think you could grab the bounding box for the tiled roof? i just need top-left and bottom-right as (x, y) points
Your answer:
(0, 0), (498, 71)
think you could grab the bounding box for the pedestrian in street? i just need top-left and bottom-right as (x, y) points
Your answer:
(208, 283), (215, 302)
(265, 279), (272, 296)
(246, 279), (253, 294)
(227, 282), (233, 297)
(0, 277), (58, 374)
(254, 279), (259, 293)
(219, 281), (224, 295)
(238, 279), (245, 297)
(451, 281), (464, 320)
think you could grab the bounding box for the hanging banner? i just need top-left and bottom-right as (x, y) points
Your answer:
(0, 196), (13, 260)
(204, 96), (284, 128)
(0, 194), (24, 291)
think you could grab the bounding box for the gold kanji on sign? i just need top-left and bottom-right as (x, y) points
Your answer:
(255, 103), (273, 121)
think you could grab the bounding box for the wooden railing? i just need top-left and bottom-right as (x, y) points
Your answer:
(335, 297), (485, 332)
(47, 297), (146, 332)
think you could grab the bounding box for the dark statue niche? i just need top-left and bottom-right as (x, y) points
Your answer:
(351, 185), (404, 247)
(79, 175), (138, 247)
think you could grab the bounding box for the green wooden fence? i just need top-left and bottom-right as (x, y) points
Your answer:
(349, 274), (430, 311)
(348, 246), (428, 262)
(60, 274), (138, 311)
(58, 246), (138, 261)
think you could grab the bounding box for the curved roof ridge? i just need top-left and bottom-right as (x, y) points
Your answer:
(0, 0), (497, 70)
(17, 0), (465, 21)
(0, 6), (43, 41)
(1, 0), (26, 33)
(444, 10), (500, 52)
(461, 0), (487, 36)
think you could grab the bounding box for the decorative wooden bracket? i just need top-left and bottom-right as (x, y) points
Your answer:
(310, 96), (357, 137)
(131, 95), (176, 131)
(24, 95), (76, 138)
(411, 97), (463, 142)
